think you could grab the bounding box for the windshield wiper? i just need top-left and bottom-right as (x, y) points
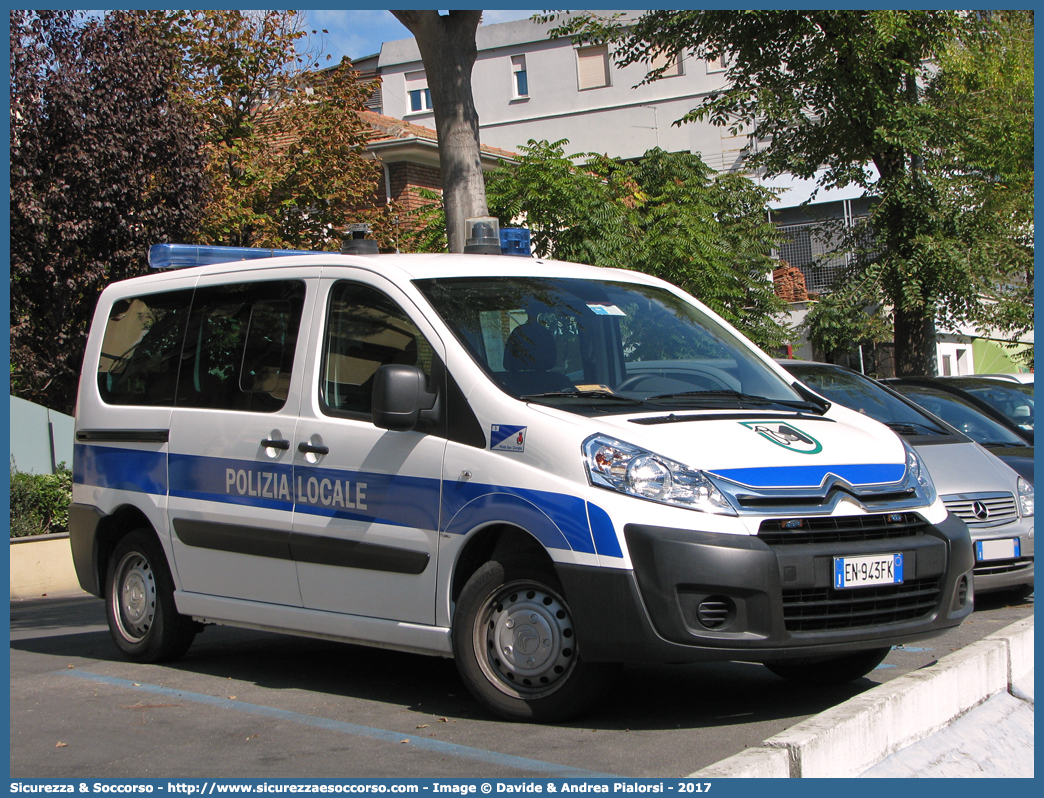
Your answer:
(885, 421), (947, 435)
(647, 390), (821, 412)
(520, 389), (646, 405)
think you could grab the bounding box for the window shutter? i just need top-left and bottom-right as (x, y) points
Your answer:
(576, 46), (610, 90)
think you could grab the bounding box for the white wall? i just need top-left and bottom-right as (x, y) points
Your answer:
(9, 396), (74, 474)
(377, 17), (735, 165)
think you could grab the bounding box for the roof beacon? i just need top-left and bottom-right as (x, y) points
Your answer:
(341, 223), (379, 255)
(499, 227), (532, 257)
(463, 216), (501, 255)
(149, 243), (324, 270)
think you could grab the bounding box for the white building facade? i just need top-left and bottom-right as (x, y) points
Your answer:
(358, 14), (1031, 376)
(373, 15), (746, 171)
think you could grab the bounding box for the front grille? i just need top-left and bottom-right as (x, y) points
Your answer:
(738, 489), (916, 510)
(782, 578), (941, 631)
(974, 558), (1033, 577)
(944, 494), (1018, 527)
(759, 512), (928, 546)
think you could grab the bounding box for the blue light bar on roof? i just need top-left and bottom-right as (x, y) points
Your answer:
(149, 243), (327, 270)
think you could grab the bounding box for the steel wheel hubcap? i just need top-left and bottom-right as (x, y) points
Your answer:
(113, 552), (156, 642)
(478, 581), (577, 698)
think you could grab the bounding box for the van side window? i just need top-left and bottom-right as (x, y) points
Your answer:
(96, 290), (194, 406)
(320, 281), (434, 418)
(176, 280), (305, 412)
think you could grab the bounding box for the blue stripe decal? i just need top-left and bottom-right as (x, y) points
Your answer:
(59, 670), (616, 777)
(443, 481), (596, 553)
(72, 446), (610, 554)
(442, 492), (573, 552)
(587, 502), (623, 558)
(170, 453), (294, 512)
(293, 467), (441, 531)
(169, 455), (442, 530)
(73, 443), (167, 495)
(709, 462), (906, 488)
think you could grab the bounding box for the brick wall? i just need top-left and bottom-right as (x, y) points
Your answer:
(386, 162), (443, 212)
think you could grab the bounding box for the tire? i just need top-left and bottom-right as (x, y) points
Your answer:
(452, 557), (616, 722)
(764, 646), (891, 685)
(105, 529), (197, 663)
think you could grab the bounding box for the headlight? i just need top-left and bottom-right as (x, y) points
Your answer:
(1017, 477), (1034, 517)
(903, 442), (937, 505)
(582, 434), (736, 515)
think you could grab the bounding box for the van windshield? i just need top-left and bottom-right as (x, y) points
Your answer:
(414, 276), (814, 415)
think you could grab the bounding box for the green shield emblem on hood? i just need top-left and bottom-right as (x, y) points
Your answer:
(740, 421), (823, 455)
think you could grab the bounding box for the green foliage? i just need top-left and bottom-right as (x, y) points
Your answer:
(926, 11), (1034, 365)
(10, 463), (73, 538)
(10, 10), (208, 413)
(153, 10), (382, 250)
(547, 10), (1033, 375)
(486, 140), (791, 350)
(802, 294), (892, 362)
(371, 187), (449, 254)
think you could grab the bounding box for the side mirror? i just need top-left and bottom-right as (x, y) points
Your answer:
(372, 364), (438, 431)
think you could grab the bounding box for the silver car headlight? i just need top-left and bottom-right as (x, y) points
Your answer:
(1017, 477), (1034, 517)
(903, 441), (937, 505)
(582, 434), (737, 515)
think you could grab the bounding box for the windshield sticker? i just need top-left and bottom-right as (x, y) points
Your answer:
(586, 303), (626, 316)
(491, 425), (527, 453)
(740, 421), (823, 455)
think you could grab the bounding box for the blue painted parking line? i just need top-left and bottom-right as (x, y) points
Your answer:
(60, 669), (616, 777)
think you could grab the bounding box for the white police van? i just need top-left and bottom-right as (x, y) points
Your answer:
(70, 233), (974, 721)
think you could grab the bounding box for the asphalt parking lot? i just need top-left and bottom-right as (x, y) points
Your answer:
(9, 590), (1033, 779)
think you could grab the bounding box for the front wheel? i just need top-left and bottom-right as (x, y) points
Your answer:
(764, 646), (891, 685)
(105, 529), (198, 663)
(452, 557), (616, 722)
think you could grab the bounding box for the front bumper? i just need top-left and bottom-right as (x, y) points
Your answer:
(969, 523), (1034, 594)
(557, 511), (974, 664)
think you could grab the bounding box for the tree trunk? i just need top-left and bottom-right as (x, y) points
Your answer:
(893, 305), (938, 377)
(391, 10), (488, 252)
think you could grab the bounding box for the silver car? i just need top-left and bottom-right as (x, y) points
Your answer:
(780, 361), (1034, 596)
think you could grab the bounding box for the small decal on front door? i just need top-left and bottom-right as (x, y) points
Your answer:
(491, 425), (527, 452)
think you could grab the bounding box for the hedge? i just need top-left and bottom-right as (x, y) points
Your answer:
(10, 463), (72, 538)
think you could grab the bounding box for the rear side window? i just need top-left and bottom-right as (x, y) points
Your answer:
(97, 281), (305, 411)
(177, 281), (305, 412)
(97, 290), (194, 406)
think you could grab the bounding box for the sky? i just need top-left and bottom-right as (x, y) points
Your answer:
(300, 10), (541, 65)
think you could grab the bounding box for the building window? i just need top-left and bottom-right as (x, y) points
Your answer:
(409, 88), (432, 112)
(706, 54), (727, 73)
(648, 50), (682, 78)
(576, 45), (610, 90)
(405, 70), (432, 113)
(511, 55), (529, 98)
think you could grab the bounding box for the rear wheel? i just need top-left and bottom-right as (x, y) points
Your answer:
(105, 529), (197, 663)
(764, 646), (891, 685)
(452, 557), (615, 722)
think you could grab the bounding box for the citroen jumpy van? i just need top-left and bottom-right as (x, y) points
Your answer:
(70, 244), (974, 721)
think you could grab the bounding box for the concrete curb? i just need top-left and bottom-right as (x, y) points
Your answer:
(9, 533), (88, 599)
(689, 616), (1034, 778)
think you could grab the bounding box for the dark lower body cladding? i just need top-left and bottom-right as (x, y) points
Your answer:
(556, 513), (974, 664)
(68, 503), (105, 597)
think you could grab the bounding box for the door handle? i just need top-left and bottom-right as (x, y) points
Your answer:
(261, 439), (291, 450)
(298, 442), (330, 455)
